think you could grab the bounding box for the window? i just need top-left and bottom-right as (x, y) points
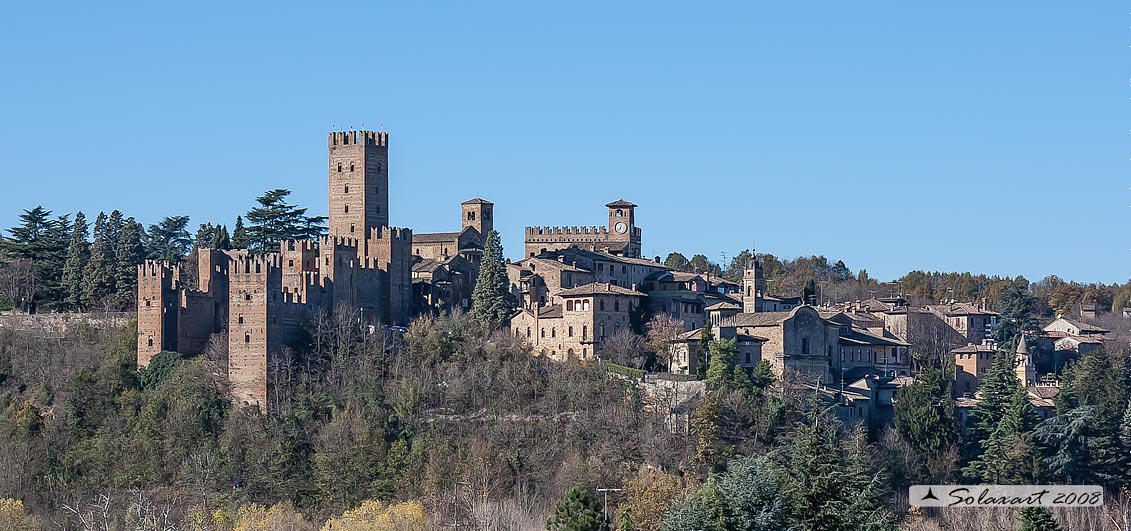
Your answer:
(244, 333), (250, 343)
(745, 352), (751, 364)
(526, 327), (531, 337)
(615, 209), (623, 217)
(599, 325), (605, 339)
(599, 300), (605, 311)
(337, 163), (342, 172)
(344, 185), (349, 193)
(622, 265), (627, 274)
(566, 300), (574, 311)
(288, 260), (294, 267)
(614, 300), (620, 312)
(801, 337), (810, 355)
(238, 315), (244, 324)
(145, 300), (151, 307)
(583, 300), (590, 310)
(551, 328), (556, 338)
(350, 162), (354, 172)
(582, 326), (588, 339)
(344, 205), (349, 213)
(541, 328), (546, 338)
(147, 338), (154, 347)
(568, 326), (573, 337)
(350, 224), (355, 233)
(467, 211), (476, 220)
(244, 293), (252, 301)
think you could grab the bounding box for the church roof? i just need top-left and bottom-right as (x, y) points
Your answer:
(1016, 335), (1030, 354)
(413, 231), (461, 243)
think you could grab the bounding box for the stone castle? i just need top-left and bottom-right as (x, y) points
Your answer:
(137, 130), (481, 408)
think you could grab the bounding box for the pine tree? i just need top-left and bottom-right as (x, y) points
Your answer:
(1018, 507), (1061, 531)
(194, 223), (216, 251)
(546, 485), (607, 531)
(1120, 398), (1131, 450)
(705, 337), (737, 389)
(82, 212), (116, 308)
(232, 216), (248, 249)
(992, 279), (1040, 346)
(145, 216), (192, 262)
(115, 218), (145, 310)
(6, 207), (72, 310)
(60, 211), (89, 310)
(468, 230), (512, 332)
(243, 189), (326, 254)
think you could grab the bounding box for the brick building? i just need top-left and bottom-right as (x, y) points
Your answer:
(138, 130), (426, 409)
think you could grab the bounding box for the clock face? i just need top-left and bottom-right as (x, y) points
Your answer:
(615, 222), (627, 234)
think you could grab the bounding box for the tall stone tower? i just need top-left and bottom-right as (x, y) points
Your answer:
(606, 199), (641, 257)
(741, 255), (768, 313)
(1014, 335), (1036, 387)
(461, 198), (494, 236)
(327, 131), (389, 239)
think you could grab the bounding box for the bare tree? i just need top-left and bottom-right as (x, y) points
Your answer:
(646, 314), (685, 371)
(0, 258), (40, 313)
(602, 329), (648, 369)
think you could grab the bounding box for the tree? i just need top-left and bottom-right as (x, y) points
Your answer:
(320, 499), (428, 531)
(621, 469), (680, 531)
(993, 279), (1040, 346)
(1034, 405), (1125, 485)
(547, 485), (606, 531)
(61, 211), (89, 310)
(831, 260), (852, 282)
(145, 216), (192, 262)
(964, 351), (1019, 471)
(705, 338), (738, 389)
(468, 230), (512, 332)
(602, 329), (648, 368)
(663, 252), (690, 272)
(646, 314), (684, 370)
(114, 218), (145, 310)
(0, 258), (39, 313)
(0, 498), (40, 531)
(232, 503), (313, 531)
(233, 215), (249, 249)
(688, 254), (720, 277)
(802, 279), (816, 306)
(5, 207), (71, 310)
(211, 225), (232, 250)
(664, 455), (790, 531)
(82, 212), (117, 308)
(966, 386), (1039, 484)
(893, 367), (960, 480)
(723, 249), (754, 281)
(243, 189), (326, 254)
(1018, 507), (1061, 531)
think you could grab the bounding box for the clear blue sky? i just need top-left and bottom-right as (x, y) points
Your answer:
(1, 2), (1126, 283)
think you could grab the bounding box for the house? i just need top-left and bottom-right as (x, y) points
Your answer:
(951, 342), (997, 396)
(510, 282), (645, 361)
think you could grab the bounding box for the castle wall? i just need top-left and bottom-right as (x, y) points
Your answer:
(137, 261), (178, 367)
(328, 131), (389, 238)
(370, 227), (412, 325)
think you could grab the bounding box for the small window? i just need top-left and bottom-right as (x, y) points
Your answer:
(145, 300), (152, 307)
(344, 185), (350, 193)
(467, 211), (476, 220)
(541, 328), (545, 338)
(288, 259), (294, 267)
(802, 337), (810, 355)
(350, 162), (354, 172)
(552, 328), (556, 338)
(337, 163), (342, 172)
(350, 224), (355, 233)
(568, 326), (574, 337)
(238, 315), (244, 324)
(244, 293), (252, 301)
(244, 333), (251, 343)
(147, 338), (154, 347)
(344, 205), (349, 214)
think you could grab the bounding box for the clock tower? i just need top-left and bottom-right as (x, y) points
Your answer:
(606, 199), (641, 257)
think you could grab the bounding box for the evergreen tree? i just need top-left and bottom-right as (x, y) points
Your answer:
(992, 279), (1040, 346)
(115, 218), (145, 310)
(211, 225), (232, 250)
(82, 212), (117, 308)
(964, 351), (1018, 467)
(546, 485), (607, 531)
(705, 338), (738, 389)
(145, 216), (192, 262)
(194, 223), (216, 251)
(243, 189), (326, 254)
(232, 215), (248, 249)
(696, 322), (712, 380)
(1034, 405), (1125, 485)
(802, 279), (817, 305)
(61, 211), (89, 310)
(663, 252), (690, 272)
(105, 210), (124, 254)
(1018, 507), (1061, 531)
(1120, 398), (1131, 450)
(5, 207), (71, 309)
(894, 367), (961, 480)
(468, 230), (512, 332)
(722, 249), (754, 281)
(966, 386), (1039, 484)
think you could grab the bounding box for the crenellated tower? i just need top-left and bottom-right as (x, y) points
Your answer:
(328, 130), (389, 239)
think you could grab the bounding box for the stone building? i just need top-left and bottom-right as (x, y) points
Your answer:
(138, 130), (417, 409)
(718, 306), (835, 382)
(524, 200), (642, 258)
(510, 282), (645, 360)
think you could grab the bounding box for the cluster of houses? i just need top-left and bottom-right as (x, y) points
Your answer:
(505, 201), (1119, 429)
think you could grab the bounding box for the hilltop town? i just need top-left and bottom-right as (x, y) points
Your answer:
(131, 129), (1125, 427)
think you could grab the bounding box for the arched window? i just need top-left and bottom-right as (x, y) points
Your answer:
(337, 163), (342, 172)
(566, 300), (574, 311)
(344, 205), (349, 213)
(614, 300), (620, 312)
(599, 325), (606, 338)
(582, 300), (591, 310)
(344, 185), (349, 193)
(238, 315), (244, 324)
(147, 338), (153, 347)
(244, 333), (251, 343)
(526, 327), (531, 337)
(582, 326), (587, 339)
(541, 328), (545, 338)
(349, 162), (354, 172)
(568, 326), (573, 337)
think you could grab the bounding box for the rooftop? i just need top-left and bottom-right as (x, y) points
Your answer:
(558, 282), (646, 298)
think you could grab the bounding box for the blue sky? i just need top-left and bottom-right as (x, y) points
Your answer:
(0, 2), (1126, 283)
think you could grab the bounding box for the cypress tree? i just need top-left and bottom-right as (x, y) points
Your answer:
(60, 211), (89, 310)
(965, 351), (1018, 464)
(115, 218), (145, 310)
(232, 216), (248, 249)
(211, 225), (231, 250)
(468, 229), (512, 332)
(82, 212), (116, 308)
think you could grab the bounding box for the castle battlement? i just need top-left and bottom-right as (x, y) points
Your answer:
(525, 225), (609, 236)
(231, 254), (283, 276)
(328, 130), (388, 148)
(139, 260), (174, 278)
(282, 239), (318, 253)
(370, 226), (412, 241)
